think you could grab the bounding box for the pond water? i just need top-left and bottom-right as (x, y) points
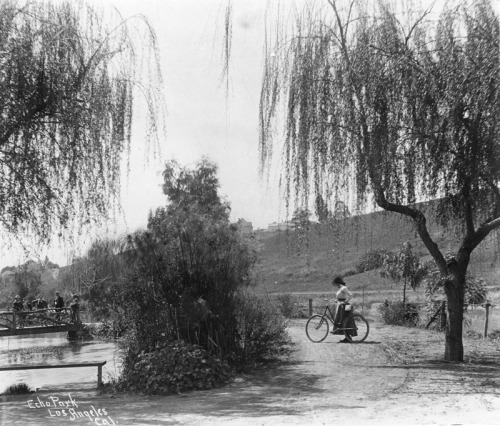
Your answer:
(0, 332), (121, 393)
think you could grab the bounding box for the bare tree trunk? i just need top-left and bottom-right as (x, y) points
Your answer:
(443, 272), (465, 362)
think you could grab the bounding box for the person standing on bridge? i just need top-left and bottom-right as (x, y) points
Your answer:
(25, 298), (33, 311)
(13, 295), (24, 328)
(70, 295), (81, 324)
(54, 291), (64, 320)
(35, 295), (48, 310)
(13, 295), (23, 312)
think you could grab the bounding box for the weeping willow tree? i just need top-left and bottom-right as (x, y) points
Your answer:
(0, 0), (165, 245)
(240, 0), (499, 361)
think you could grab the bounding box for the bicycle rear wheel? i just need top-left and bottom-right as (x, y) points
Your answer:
(306, 314), (329, 343)
(344, 313), (369, 343)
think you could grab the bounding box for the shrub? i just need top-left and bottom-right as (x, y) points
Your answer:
(488, 330), (500, 341)
(378, 300), (419, 326)
(2, 383), (32, 395)
(85, 161), (291, 394)
(465, 330), (483, 339)
(356, 249), (390, 273)
(117, 340), (232, 395)
(464, 276), (488, 305)
(424, 270), (489, 321)
(236, 292), (290, 366)
(275, 294), (299, 318)
(87, 321), (126, 340)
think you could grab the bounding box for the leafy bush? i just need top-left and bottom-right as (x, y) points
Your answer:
(117, 340), (232, 395)
(81, 161), (291, 394)
(464, 330), (483, 339)
(488, 330), (500, 341)
(2, 383), (32, 395)
(356, 249), (390, 273)
(275, 294), (299, 318)
(425, 269), (488, 311)
(380, 242), (428, 306)
(236, 292), (290, 365)
(378, 300), (419, 326)
(87, 321), (126, 340)
(464, 276), (488, 305)
(380, 243), (427, 289)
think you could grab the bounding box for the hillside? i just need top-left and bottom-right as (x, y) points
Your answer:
(252, 205), (500, 295)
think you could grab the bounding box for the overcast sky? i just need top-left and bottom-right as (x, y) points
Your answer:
(1, 0), (285, 268)
(117, 0), (283, 231)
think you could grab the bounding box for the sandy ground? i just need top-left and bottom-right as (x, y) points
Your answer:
(0, 320), (499, 426)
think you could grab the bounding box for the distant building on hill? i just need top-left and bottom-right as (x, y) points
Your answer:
(233, 218), (253, 234)
(267, 221), (295, 232)
(278, 221), (295, 231)
(268, 222), (279, 232)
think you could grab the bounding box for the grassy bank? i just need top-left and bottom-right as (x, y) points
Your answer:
(252, 203), (500, 296)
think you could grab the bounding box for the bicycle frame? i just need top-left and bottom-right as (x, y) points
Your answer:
(321, 304), (336, 324)
(306, 299), (369, 343)
(321, 300), (356, 330)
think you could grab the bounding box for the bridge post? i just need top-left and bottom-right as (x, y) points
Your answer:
(97, 364), (103, 387)
(12, 311), (16, 330)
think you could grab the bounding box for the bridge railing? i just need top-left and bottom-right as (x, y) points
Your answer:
(0, 307), (81, 330)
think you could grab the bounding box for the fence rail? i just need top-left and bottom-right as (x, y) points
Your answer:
(0, 361), (106, 388)
(0, 307), (83, 336)
(306, 298), (498, 337)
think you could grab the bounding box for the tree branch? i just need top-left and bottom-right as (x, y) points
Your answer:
(462, 186), (475, 239)
(463, 216), (500, 255)
(0, 102), (49, 147)
(373, 184), (447, 274)
(480, 175), (500, 218)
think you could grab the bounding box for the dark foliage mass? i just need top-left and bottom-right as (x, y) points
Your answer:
(380, 242), (428, 305)
(1, 383), (33, 395)
(72, 160), (289, 394)
(356, 249), (390, 273)
(0, 1), (165, 244)
(378, 300), (420, 327)
(117, 341), (232, 395)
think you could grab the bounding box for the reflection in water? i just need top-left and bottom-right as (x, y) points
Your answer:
(69, 341), (83, 355)
(6, 350), (65, 364)
(0, 332), (121, 392)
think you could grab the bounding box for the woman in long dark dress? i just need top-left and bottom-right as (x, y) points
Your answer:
(331, 276), (355, 343)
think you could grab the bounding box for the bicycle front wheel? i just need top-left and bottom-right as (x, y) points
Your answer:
(344, 313), (369, 343)
(306, 314), (329, 343)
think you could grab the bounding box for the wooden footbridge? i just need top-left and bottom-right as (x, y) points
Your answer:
(0, 308), (83, 337)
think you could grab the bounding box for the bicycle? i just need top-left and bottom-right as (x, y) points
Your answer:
(306, 299), (369, 343)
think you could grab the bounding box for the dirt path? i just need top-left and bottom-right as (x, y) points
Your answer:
(1, 320), (499, 425)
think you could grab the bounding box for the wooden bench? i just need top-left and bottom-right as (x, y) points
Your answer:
(0, 361), (107, 388)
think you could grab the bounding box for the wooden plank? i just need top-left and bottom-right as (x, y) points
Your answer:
(97, 365), (103, 387)
(0, 362), (107, 389)
(0, 325), (80, 337)
(0, 362), (106, 372)
(0, 308), (73, 315)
